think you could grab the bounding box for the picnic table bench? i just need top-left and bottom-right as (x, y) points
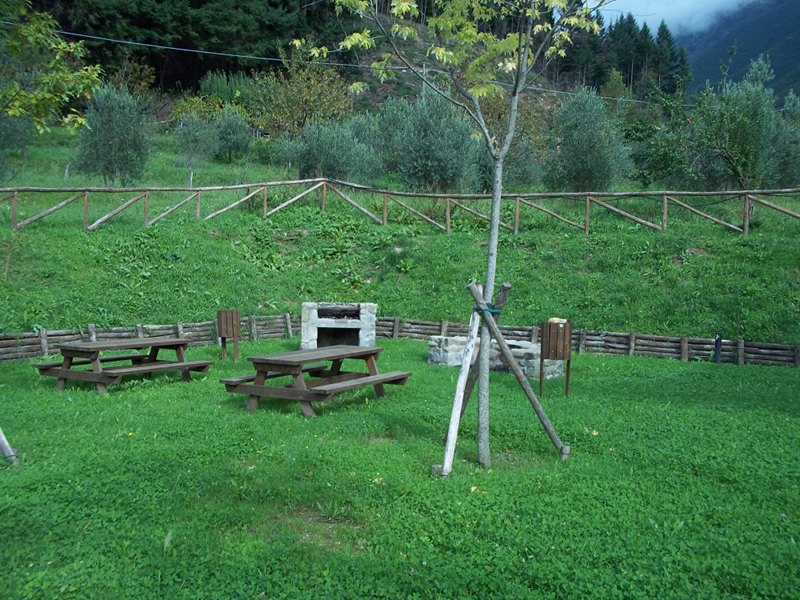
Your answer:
(220, 344), (410, 417)
(34, 337), (212, 393)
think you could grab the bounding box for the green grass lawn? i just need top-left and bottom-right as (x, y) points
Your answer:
(2, 338), (798, 599)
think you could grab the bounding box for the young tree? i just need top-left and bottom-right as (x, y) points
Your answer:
(333, 0), (607, 466)
(175, 115), (218, 187)
(75, 84), (150, 186)
(214, 104), (252, 163)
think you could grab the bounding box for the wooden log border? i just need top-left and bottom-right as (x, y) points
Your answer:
(1, 316), (797, 368)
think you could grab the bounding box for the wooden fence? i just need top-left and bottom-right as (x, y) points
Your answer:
(2, 179), (799, 235)
(2, 314), (797, 368)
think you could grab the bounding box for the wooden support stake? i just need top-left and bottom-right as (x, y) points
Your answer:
(662, 195), (669, 231)
(737, 339), (745, 365)
(680, 337), (689, 361)
(435, 309), (481, 477)
(530, 325), (539, 343)
(83, 191), (89, 229)
(628, 332), (636, 356)
(177, 323), (184, 338)
(445, 198), (451, 234)
(0, 427), (18, 468)
(382, 193), (388, 225)
(514, 197), (521, 234)
(262, 186), (268, 218)
(136, 324), (145, 338)
(392, 317), (400, 339)
(794, 346), (800, 368)
(321, 182), (327, 212)
(467, 283), (570, 459)
(195, 190), (201, 219)
(88, 323), (97, 342)
(11, 191), (17, 230)
(440, 320), (449, 336)
(579, 329), (587, 355)
(143, 191), (149, 226)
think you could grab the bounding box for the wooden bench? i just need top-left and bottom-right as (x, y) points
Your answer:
(309, 371), (411, 396)
(33, 353), (147, 371)
(219, 365), (327, 387)
(107, 360), (212, 377)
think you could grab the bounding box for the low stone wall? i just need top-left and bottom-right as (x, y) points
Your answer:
(427, 335), (564, 380)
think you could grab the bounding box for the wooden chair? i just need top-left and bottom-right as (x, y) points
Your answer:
(217, 309), (241, 361)
(540, 318), (572, 397)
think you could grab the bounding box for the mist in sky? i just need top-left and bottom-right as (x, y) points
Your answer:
(598, 0), (763, 33)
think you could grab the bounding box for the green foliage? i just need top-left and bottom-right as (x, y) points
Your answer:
(246, 48), (352, 136)
(384, 91), (484, 193)
(0, 1), (101, 130)
(1, 339), (799, 597)
(169, 95), (225, 123)
(199, 70), (255, 106)
(0, 114), (34, 182)
(544, 88), (632, 192)
(296, 116), (380, 181)
(75, 84), (151, 186)
(686, 57), (785, 189)
(174, 115), (218, 186)
(214, 104), (252, 163)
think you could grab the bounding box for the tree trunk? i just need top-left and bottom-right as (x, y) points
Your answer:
(477, 156), (504, 467)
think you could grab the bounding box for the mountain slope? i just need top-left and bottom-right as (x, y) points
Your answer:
(678, 0), (800, 98)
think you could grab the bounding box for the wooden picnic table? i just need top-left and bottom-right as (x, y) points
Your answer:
(220, 344), (411, 417)
(34, 337), (212, 393)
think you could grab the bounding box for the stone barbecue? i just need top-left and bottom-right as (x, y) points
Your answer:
(301, 302), (377, 350)
(427, 335), (564, 380)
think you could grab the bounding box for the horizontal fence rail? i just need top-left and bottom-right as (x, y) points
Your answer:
(1, 315), (797, 368)
(2, 180), (798, 234)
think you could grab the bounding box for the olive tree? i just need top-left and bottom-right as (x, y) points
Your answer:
(75, 84), (150, 186)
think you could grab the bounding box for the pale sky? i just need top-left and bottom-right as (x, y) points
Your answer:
(598, 0), (763, 34)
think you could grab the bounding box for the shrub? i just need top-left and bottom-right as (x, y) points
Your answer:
(214, 104), (251, 163)
(199, 70), (254, 106)
(174, 115), (218, 187)
(386, 92), (484, 193)
(0, 115), (35, 183)
(75, 84), (150, 186)
(544, 88), (631, 192)
(296, 115), (380, 181)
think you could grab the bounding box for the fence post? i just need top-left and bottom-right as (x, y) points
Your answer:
(88, 323), (97, 342)
(262, 186), (268, 218)
(514, 197), (520, 234)
(661, 195), (668, 231)
(737, 339), (745, 365)
(136, 324), (145, 338)
(440, 320), (449, 336)
(143, 190), (149, 226)
(794, 345), (800, 368)
(177, 322), (184, 338)
(628, 332), (636, 356)
(579, 329), (587, 355)
(530, 325), (539, 343)
(392, 317), (400, 339)
(11, 191), (17, 230)
(284, 313), (293, 338)
(445, 198), (451, 234)
(249, 315), (258, 341)
(743, 195), (751, 235)
(83, 191), (89, 229)
(382, 193), (388, 225)
(321, 182), (327, 212)
(39, 327), (48, 356)
(195, 191), (201, 220)
(680, 337), (689, 361)
(584, 195), (591, 235)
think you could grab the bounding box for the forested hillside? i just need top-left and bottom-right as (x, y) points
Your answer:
(679, 0), (800, 99)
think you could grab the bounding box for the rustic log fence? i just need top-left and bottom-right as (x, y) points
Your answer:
(2, 180), (798, 235)
(1, 314), (797, 368)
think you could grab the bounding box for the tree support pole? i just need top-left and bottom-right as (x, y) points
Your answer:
(467, 283), (570, 460)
